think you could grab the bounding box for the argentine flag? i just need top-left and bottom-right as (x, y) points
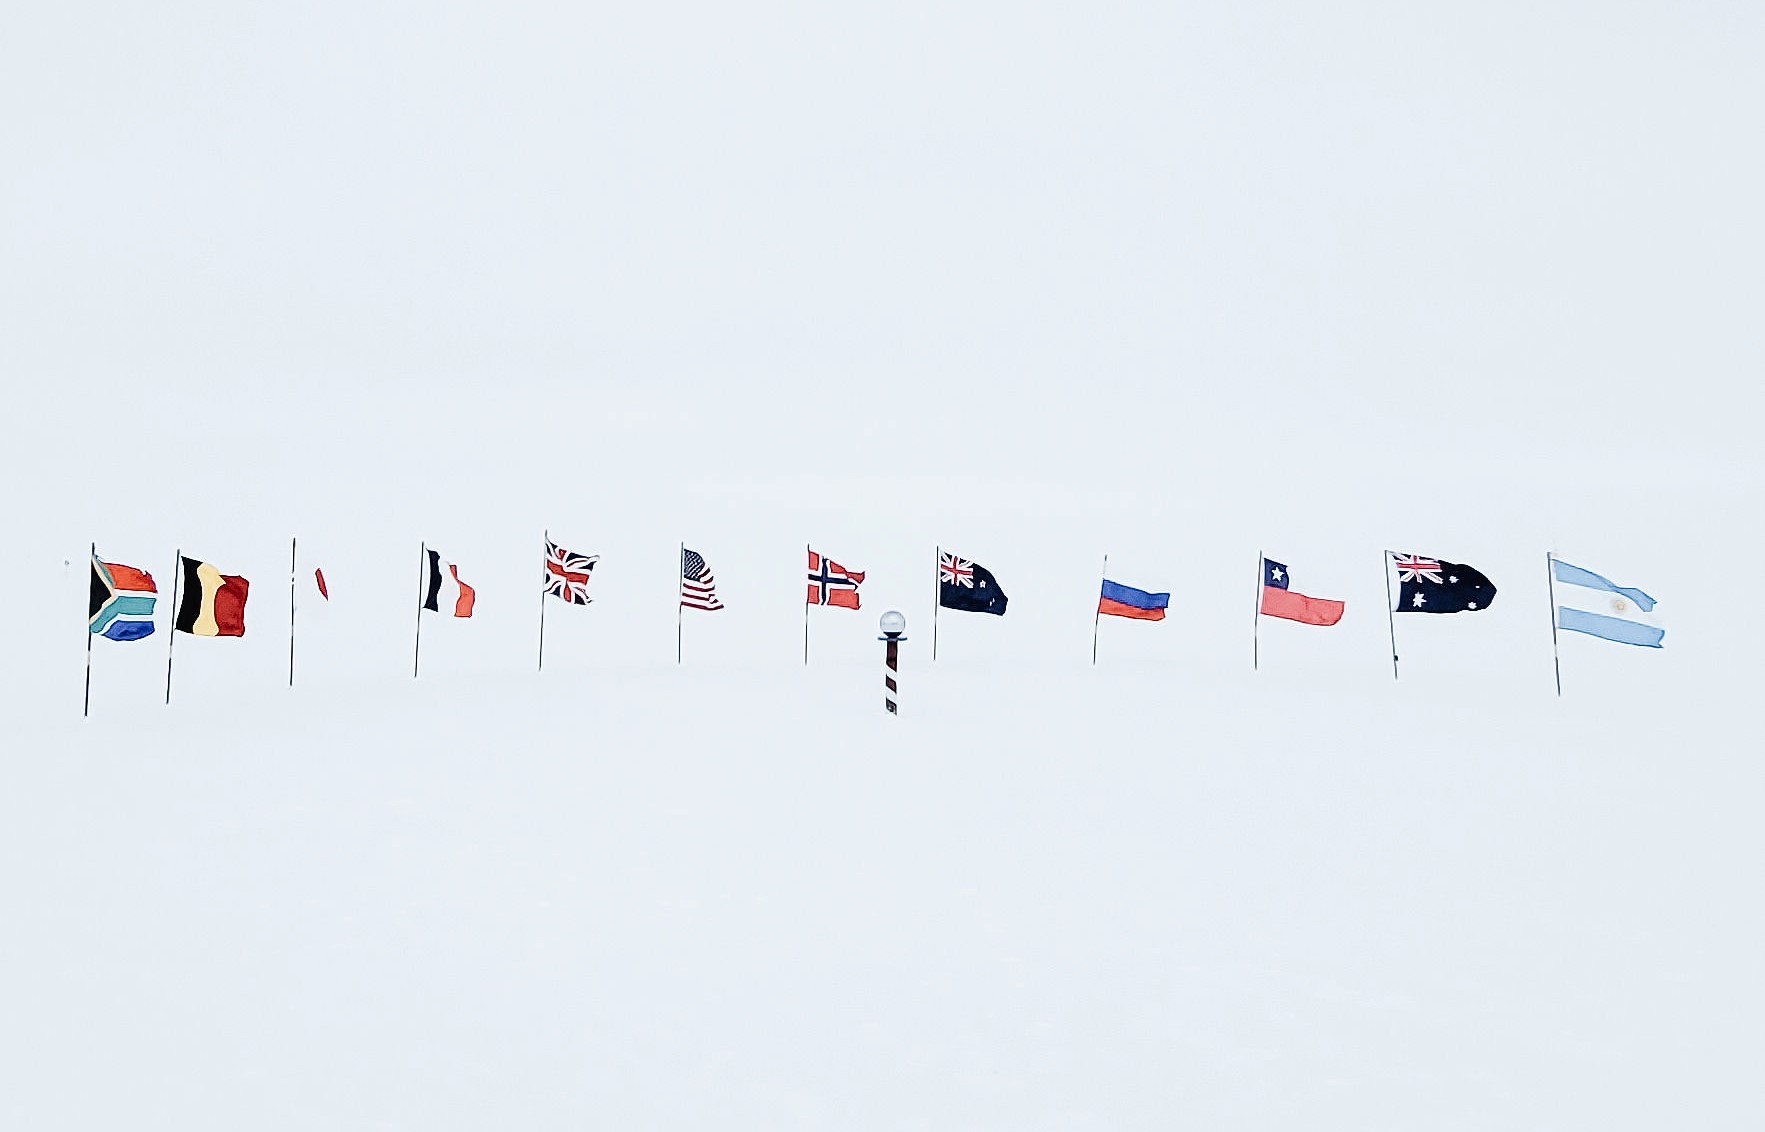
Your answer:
(1552, 558), (1664, 648)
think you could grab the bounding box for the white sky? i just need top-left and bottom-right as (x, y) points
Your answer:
(2, 2), (1762, 1125)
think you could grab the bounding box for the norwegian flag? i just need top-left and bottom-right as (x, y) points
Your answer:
(806, 549), (865, 609)
(544, 539), (599, 605)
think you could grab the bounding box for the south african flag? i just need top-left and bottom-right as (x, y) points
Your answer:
(90, 555), (158, 642)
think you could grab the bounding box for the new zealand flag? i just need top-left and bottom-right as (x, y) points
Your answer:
(939, 551), (1008, 616)
(1392, 553), (1496, 614)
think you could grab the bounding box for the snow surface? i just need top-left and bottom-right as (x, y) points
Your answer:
(3, 1), (1763, 1127)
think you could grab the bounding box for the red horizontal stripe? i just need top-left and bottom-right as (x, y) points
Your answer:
(1260, 586), (1344, 626)
(1098, 598), (1165, 621)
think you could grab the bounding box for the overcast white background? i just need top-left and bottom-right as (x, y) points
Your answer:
(2, 2), (1762, 1127)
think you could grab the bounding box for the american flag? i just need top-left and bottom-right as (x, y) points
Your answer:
(544, 538), (598, 605)
(681, 547), (724, 610)
(939, 551), (974, 587)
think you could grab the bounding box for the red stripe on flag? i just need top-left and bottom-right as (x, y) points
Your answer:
(1098, 597), (1165, 621)
(1259, 586), (1343, 626)
(451, 567), (475, 618)
(314, 568), (328, 600)
(212, 574), (249, 636)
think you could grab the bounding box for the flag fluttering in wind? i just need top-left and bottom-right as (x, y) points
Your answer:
(544, 539), (599, 605)
(421, 549), (475, 618)
(1098, 579), (1168, 621)
(1259, 558), (1344, 626)
(1552, 559), (1663, 648)
(1391, 553), (1495, 614)
(681, 548), (724, 610)
(175, 557), (249, 636)
(806, 549), (864, 609)
(938, 552), (1008, 616)
(89, 556), (158, 642)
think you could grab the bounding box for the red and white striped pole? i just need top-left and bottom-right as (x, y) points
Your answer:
(879, 610), (906, 716)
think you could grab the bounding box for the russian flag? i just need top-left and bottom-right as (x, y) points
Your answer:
(1098, 579), (1169, 621)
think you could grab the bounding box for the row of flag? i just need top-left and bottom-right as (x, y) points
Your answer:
(84, 542), (1663, 704)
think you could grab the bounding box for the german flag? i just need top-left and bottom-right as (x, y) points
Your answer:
(174, 556), (249, 637)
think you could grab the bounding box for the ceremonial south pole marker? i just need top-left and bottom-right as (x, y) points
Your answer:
(878, 610), (906, 715)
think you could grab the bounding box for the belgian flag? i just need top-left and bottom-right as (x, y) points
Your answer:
(174, 556), (249, 637)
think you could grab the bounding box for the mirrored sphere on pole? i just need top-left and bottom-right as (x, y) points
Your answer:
(879, 610), (906, 639)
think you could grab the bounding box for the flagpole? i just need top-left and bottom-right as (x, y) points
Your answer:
(1382, 549), (1399, 681)
(931, 545), (941, 663)
(1091, 553), (1107, 665)
(164, 549), (181, 705)
(1253, 551), (1263, 672)
(288, 536), (298, 688)
(676, 542), (684, 664)
(538, 530), (549, 673)
(83, 542), (96, 718)
(413, 542), (425, 679)
(1546, 550), (1563, 697)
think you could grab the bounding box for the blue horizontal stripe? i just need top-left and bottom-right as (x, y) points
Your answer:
(1558, 607), (1664, 648)
(100, 619), (155, 642)
(1552, 560), (1655, 612)
(1100, 579), (1169, 610)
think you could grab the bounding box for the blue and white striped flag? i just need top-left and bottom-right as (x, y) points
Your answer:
(1552, 559), (1663, 648)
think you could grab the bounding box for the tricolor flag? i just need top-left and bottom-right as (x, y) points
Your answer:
(1098, 579), (1169, 621)
(174, 557), (249, 637)
(1552, 558), (1663, 648)
(89, 555), (158, 642)
(806, 549), (864, 609)
(421, 549), (476, 618)
(544, 539), (599, 605)
(1259, 559), (1344, 626)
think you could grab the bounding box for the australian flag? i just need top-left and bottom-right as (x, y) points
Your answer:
(1392, 553), (1496, 614)
(939, 551), (1008, 615)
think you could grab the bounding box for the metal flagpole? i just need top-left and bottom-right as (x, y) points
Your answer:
(1253, 550), (1263, 672)
(1383, 549), (1399, 681)
(288, 536), (298, 687)
(804, 543), (811, 665)
(164, 549), (181, 704)
(413, 542), (426, 679)
(83, 542), (95, 718)
(1091, 553), (1107, 665)
(537, 530), (549, 673)
(931, 545), (941, 662)
(1546, 551), (1563, 697)
(676, 542), (684, 664)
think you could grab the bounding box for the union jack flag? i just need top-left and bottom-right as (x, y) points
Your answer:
(544, 538), (598, 605)
(939, 552), (974, 587)
(1392, 554), (1444, 584)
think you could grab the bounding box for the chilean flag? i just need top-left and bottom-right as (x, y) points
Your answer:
(1098, 579), (1169, 621)
(1260, 558), (1344, 626)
